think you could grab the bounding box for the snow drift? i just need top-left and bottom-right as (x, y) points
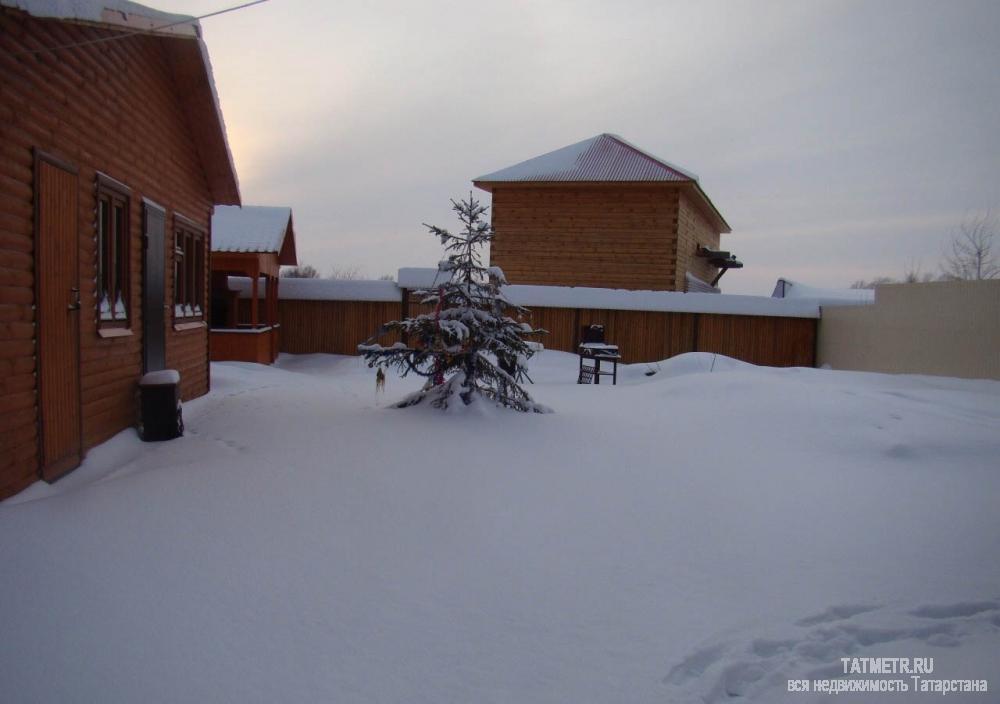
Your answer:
(2, 352), (997, 703)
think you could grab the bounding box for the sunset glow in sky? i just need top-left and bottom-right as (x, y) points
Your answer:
(162, 0), (1000, 294)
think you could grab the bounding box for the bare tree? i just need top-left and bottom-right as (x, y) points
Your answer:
(850, 261), (938, 289)
(378, 273), (396, 281)
(281, 264), (320, 278)
(941, 211), (999, 280)
(901, 259), (937, 284)
(850, 276), (895, 289)
(329, 265), (362, 280)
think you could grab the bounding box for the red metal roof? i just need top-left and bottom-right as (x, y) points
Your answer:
(473, 134), (731, 233)
(473, 133), (697, 184)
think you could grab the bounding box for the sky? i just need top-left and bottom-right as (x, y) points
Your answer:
(160, 0), (1000, 294)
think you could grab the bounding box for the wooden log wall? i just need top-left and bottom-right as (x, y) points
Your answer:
(675, 191), (722, 291)
(489, 186), (682, 291)
(268, 297), (817, 368)
(0, 10), (216, 498)
(488, 184), (726, 293)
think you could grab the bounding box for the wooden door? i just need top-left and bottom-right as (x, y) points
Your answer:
(35, 153), (82, 481)
(142, 201), (166, 372)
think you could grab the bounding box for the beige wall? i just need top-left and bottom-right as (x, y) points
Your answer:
(818, 280), (1000, 380)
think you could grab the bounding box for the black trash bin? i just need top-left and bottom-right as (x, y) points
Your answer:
(138, 370), (183, 441)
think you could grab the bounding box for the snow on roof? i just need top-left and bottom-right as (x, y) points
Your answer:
(397, 267), (448, 289)
(685, 272), (720, 294)
(212, 206), (292, 253)
(772, 278), (874, 307)
(230, 277), (401, 303)
(0, 0), (197, 34)
(473, 133), (698, 184)
(2, 0), (240, 205)
(473, 133), (731, 233)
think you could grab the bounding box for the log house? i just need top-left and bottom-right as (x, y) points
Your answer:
(0, 0), (240, 497)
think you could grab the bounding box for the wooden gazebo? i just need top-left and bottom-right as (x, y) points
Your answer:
(210, 206), (297, 364)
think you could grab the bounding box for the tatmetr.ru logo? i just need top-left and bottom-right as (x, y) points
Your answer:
(787, 655), (990, 697)
(841, 657), (933, 675)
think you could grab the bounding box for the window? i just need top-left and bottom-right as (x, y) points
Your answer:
(96, 177), (130, 328)
(174, 222), (205, 320)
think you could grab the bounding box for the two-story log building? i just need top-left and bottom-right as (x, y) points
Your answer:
(474, 133), (739, 293)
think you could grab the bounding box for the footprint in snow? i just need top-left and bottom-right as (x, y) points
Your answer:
(663, 599), (1000, 703)
(211, 436), (248, 452)
(796, 604), (881, 626)
(908, 600), (999, 619)
(664, 643), (729, 685)
(885, 443), (917, 460)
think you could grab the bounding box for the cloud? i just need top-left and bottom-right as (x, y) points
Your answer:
(161, 0), (1000, 290)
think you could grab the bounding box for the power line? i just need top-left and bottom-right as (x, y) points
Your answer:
(10, 0), (271, 57)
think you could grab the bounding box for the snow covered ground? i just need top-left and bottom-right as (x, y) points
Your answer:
(2, 351), (998, 702)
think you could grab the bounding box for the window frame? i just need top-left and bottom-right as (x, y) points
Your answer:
(173, 215), (206, 323)
(95, 174), (131, 331)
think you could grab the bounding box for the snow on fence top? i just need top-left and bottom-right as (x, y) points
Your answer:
(772, 278), (874, 306)
(234, 275), (821, 318)
(503, 285), (820, 318)
(230, 277), (401, 302)
(397, 267), (818, 317)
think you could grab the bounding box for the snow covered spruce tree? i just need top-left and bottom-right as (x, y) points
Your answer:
(359, 195), (549, 412)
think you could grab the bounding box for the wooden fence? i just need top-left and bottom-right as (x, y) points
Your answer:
(244, 298), (817, 367)
(276, 300), (402, 354)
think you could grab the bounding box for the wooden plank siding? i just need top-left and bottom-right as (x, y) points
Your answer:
(210, 328), (279, 364)
(675, 191), (723, 291)
(0, 10), (217, 498)
(487, 184), (724, 292)
(276, 300), (403, 355)
(267, 298), (816, 368)
(489, 186), (682, 291)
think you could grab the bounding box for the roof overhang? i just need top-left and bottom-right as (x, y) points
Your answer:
(277, 213), (297, 266)
(687, 181), (731, 235)
(166, 38), (241, 205)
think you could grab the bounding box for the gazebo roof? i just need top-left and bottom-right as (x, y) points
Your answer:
(212, 205), (297, 265)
